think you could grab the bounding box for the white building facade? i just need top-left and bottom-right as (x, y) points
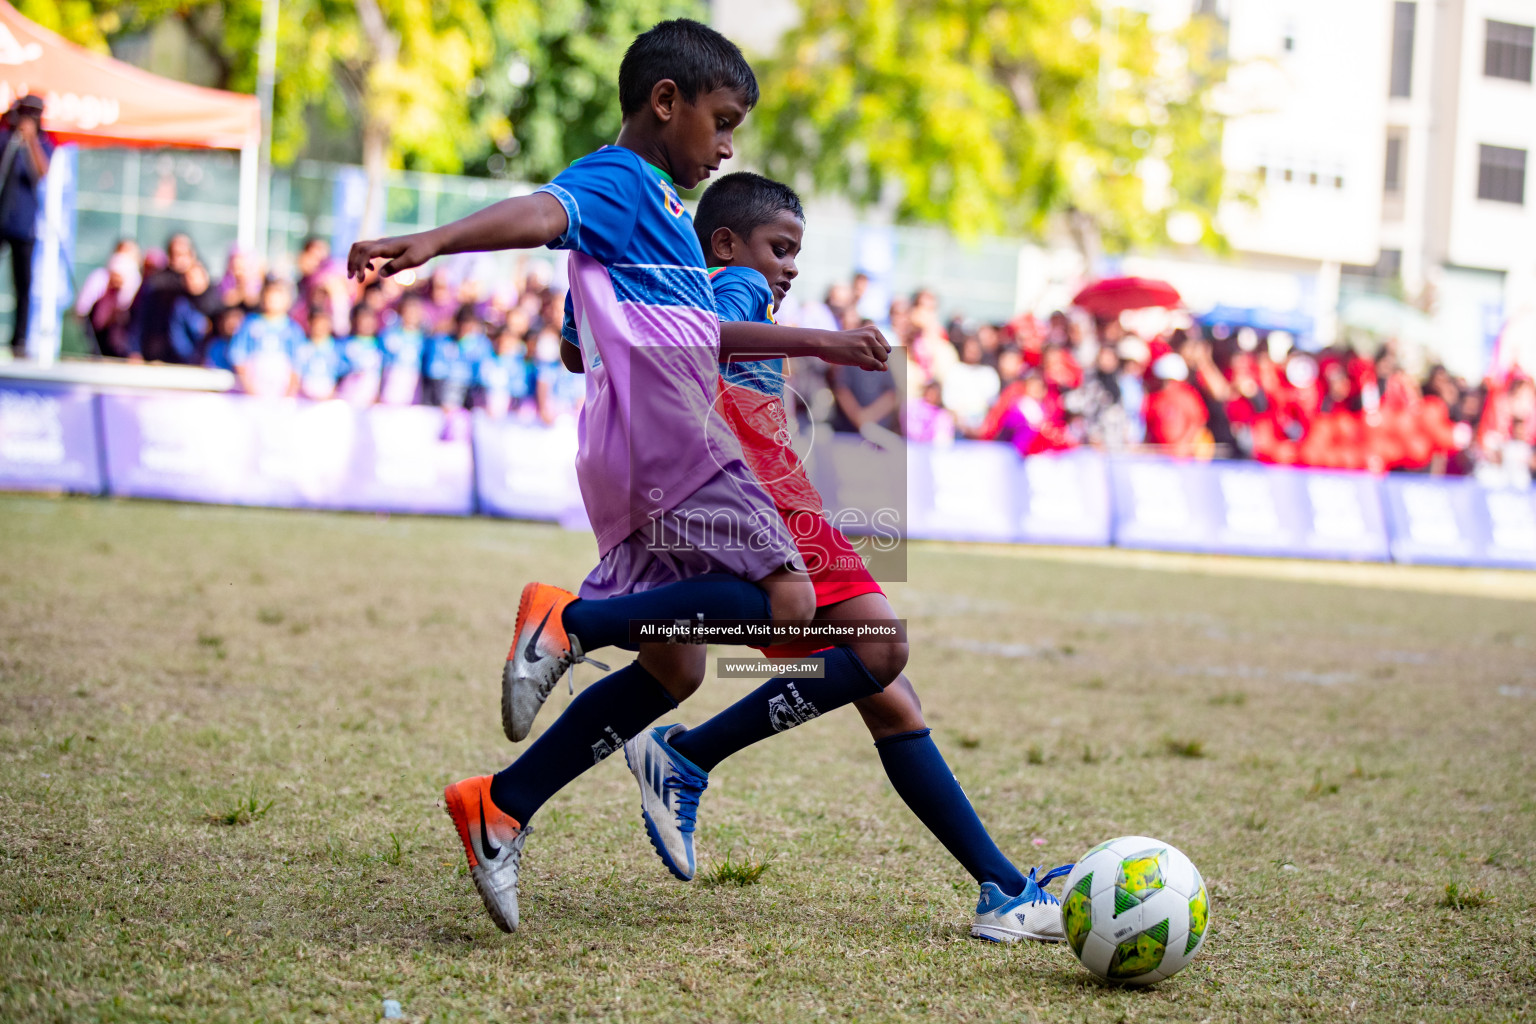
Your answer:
(709, 0), (1536, 375)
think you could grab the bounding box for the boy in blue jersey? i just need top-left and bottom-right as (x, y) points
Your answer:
(338, 306), (383, 406)
(349, 19), (887, 934)
(531, 326), (583, 424)
(475, 320), (532, 418)
(293, 306), (345, 401)
(425, 305), (488, 410)
(378, 294), (427, 406)
(230, 278), (304, 398)
(622, 172), (1070, 942)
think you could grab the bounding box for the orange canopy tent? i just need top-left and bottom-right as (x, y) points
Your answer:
(0, 1), (259, 150)
(0, 0), (261, 251)
(0, 2), (262, 361)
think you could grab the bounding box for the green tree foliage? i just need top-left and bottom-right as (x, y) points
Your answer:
(752, 0), (1229, 252)
(477, 0), (701, 184)
(52, 0), (699, 180)
(18, 0), (107, 48)
(55, 0), (501, 171)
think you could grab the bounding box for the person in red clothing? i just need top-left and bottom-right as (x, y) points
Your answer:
(976, 347), (1027, 440)
(1144, 352), (1210, 457)
(1297, 362), (1380, 471)
(1225, 351), (1296, 464)
(1041, 342), (1082, 393)
(993, 371), (1075, 455)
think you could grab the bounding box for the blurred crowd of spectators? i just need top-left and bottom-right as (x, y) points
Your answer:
(73, 234), (583, 422)
(782, 275), (1536, 488)
(72, 238), (1535, 487)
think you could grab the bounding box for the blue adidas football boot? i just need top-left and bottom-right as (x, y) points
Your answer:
(623, 724), (709, 880)
(970, 864), (1074, 943)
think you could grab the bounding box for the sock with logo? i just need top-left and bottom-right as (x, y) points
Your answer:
(668, 646), (882, 773)
(875, 728), (1028, 896)
(561, 573), (774, 652)
(489, 661), (676, 825)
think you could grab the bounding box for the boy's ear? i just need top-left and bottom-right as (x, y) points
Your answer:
(709, 226), (737, 264)
(650, 79), (679, 123)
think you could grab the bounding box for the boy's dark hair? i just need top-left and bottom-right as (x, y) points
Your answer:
(694, 172), (803, 251)
(454, 303), (482, 327)
(618, 19), (758, 117)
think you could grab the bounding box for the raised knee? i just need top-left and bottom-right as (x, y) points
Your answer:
(774, 581), (817, 628)
(854, 641), (908, 688)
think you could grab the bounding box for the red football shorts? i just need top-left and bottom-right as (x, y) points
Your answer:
(752, 508), (884, 657)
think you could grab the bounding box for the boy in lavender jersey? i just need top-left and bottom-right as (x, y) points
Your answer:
(348, 19), (888, 934)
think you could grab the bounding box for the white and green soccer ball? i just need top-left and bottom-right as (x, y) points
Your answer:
(1061, 836), (1210, 986)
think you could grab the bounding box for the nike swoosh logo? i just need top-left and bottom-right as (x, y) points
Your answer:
(523, 608), (553, 664)
(478, 798), (501, 860)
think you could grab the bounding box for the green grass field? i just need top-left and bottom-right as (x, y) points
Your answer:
(2, 495), (1534, 1022)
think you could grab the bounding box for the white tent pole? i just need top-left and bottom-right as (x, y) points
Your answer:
(237, 139), (258, 251)
(31, 144), (71, 367)
(254, 0), (279, 259)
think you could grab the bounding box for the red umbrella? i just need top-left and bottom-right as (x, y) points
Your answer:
(1071, 277), (1182, 318)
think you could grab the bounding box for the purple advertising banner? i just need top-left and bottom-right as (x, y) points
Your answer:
(908, 439), (1019, 543)
(0, 381), (102, 493)
(1380, 475), (1536, 568)
(1012, 448), (1112, 546)
(1109, 456), (1390, 561)
(100, 392), (472, 515)
(8, 375), (1530, 571)
(905, 442), (1112, 546)
(472, 412), (581, 522)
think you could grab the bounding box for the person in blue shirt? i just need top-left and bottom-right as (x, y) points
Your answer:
(166, 262), (213, 365)
(338, 305), (384, 406)
(531, 326), (583, 425)
(450, 302), (493, 364)
(378, 292), (427, 405)
(424, 304), (485, 410)
(229, 278), (305, 397)
(475, 319), (532, 418)
(202, 306), (245, 373)
(0, 95), (53, 357)
(292, 305), (346, 400)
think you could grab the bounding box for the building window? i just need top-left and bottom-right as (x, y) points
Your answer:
(1342, 249), (1402, 283)
(1477, 145), (1527, 204)
(1384, 133), (1404, 193)
(1485, 20), (1534, 82)
(1389, 2), (1416, 97)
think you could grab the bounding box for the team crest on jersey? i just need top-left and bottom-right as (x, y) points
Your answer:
(657, 179), (686, 217)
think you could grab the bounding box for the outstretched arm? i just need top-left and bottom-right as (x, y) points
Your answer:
(347, 192), (569, 280)
(720, 321), (891, 371)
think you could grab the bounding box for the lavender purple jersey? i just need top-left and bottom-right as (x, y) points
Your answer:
(538, 147), (751, 555)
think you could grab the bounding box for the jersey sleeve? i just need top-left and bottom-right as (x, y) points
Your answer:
(536, 147), (644, 265)
(711, 267), (774, 325)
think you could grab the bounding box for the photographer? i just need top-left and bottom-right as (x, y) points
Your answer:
(0, 94), (52, 358)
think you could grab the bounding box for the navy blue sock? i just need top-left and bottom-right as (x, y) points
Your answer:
(670, 646), (882, 773)
(562, 573), (773, 652)
(876, 728), (1029, 896)
(489, 661), (677, 825)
